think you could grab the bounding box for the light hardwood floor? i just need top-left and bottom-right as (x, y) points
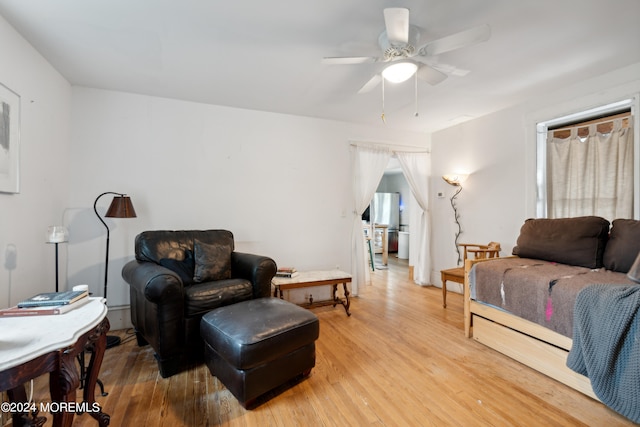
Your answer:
(29, 256), (635, 426)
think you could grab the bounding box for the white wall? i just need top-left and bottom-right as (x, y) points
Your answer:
(430, 62), (640, 292)
(66, 87), (429, 321)
(0, 15), (72, 308)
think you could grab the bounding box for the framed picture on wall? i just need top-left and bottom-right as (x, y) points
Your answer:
(0, 82), (20, 194)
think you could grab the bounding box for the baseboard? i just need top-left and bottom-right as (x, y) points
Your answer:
(106, 304), (132, 331)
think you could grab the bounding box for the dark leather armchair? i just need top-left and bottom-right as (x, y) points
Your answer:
(122, 230), (277, 378)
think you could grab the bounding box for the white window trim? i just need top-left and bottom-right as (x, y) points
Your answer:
(535, 97), (640, 219)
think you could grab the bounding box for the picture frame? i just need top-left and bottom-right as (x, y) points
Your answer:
(0, 82), (20, 194)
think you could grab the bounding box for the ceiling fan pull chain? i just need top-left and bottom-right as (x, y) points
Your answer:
(381, 77), (386, 123)
(414, 72), (419, 117)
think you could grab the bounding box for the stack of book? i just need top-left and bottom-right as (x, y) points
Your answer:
(0, 289), (89, 317)
(276, 267), (299, 278)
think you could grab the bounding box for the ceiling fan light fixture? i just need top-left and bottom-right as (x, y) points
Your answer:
(382, 61), (418, 83)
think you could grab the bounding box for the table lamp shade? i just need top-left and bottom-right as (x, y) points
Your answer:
(46, 226), (68, 243)
(105, 196), (137, 218)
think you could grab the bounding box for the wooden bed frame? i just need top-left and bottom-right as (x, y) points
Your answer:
(463, 257), (598, 400)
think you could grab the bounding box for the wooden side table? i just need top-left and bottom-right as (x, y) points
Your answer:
(0, 298), (110, 427)
(272, 270), (352, 316)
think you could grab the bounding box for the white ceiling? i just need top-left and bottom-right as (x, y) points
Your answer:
(1, 0), (639, 133)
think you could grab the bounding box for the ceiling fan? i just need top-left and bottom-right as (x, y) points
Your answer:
(323, 8), (491, 93)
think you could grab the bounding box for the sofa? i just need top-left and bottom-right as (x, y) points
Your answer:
(122, 230), (277, 378)
(463, 217), (640, 401)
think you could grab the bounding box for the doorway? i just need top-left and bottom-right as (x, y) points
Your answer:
(350, 143), (430, 294)
(370, 156), (411, 273)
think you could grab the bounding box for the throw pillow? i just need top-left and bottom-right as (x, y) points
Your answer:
(512, 216), (610, 268)
(603, 219), (640, 273)
(193, 239), (232, 283)
(159, 249), (195, 285)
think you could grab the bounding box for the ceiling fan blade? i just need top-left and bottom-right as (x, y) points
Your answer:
(357, 74), (382, 94)
(420, 24), (491, 56)
(322, 56), (378, 65)
(432, 63), (470, 77)
(383, 8), (410, 45)
(416, 65), (448, 85)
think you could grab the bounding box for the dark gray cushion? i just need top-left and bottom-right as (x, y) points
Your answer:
(159, 249), (195, 285)
(135, 230), (235, 264)
(603, 219), (640, 273)
(193, 239), (232, 283)
(512, 216), (610, 268)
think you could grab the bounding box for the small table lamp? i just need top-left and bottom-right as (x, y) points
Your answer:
(46, 226), (69, 292)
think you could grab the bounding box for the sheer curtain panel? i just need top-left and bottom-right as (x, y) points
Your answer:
(396, 152), (431, 284)
(350, 145), (391, 294)
(547, 118), (634, 219)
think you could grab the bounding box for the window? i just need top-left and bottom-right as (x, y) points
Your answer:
(536, 98), (638, 219)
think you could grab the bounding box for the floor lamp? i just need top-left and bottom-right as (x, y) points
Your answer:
(94, 191), (137, 349)
(442, 174), (468, 265)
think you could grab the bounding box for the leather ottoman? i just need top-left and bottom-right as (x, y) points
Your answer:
(200, 297), (319, 407)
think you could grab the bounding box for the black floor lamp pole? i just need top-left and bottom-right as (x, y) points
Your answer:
(94, 192), (113, 300)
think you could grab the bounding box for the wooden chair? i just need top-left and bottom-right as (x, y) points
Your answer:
(440, 242), (501, 308)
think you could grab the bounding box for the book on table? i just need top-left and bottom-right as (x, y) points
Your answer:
(0, 296), (91, 317)
(276, 272), (299, 278)
(17, 289), (88, 308)
(276, 267), (299, 278)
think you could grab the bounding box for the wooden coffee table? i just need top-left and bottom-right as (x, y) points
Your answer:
(272, 270), (352, 316)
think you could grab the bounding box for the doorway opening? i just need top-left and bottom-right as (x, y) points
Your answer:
(350, 142), (430, 294)
(365, 156), (411, 274)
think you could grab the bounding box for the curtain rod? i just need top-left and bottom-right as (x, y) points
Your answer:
(548, 111), (631, 133)
(349, 140), (429, 153)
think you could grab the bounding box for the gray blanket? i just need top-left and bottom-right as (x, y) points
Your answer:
(471, 258), (634, 338)
(567, 284), (640, 423)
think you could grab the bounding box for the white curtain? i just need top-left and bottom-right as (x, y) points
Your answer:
(350, 145), (391, 295)
(396, 152), (431, 285)
(547, 118), (634, 219)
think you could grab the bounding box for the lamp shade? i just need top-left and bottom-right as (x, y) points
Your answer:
(628, 251), (640, 284)
(105, 196), (137, 218)
(46, 226), (68, 243)
(442, 174), (469, 186)
(382, 61), (418, 83)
